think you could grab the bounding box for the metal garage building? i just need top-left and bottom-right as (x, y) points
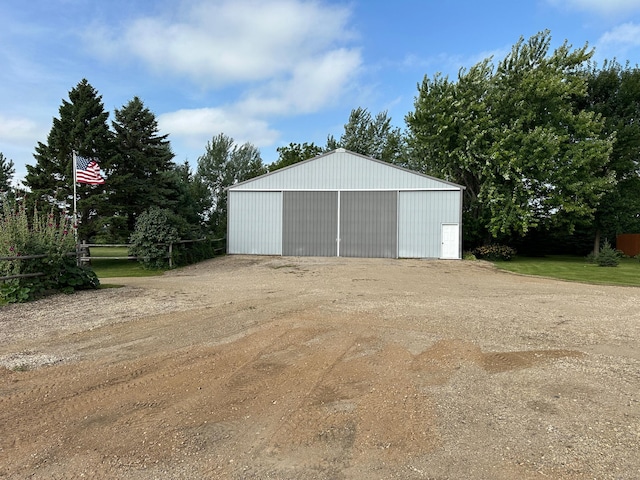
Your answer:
(227, 149), (465, 259)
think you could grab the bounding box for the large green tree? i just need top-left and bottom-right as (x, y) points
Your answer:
(269, 142), (323, 172)
(196, 133), (266, 236)
(581, 61), (640, 251)
(327, 107), (406, 163)
(24, 79), (113, 240)
(107, 96), (180, 240)
(406, 31), (614, 247)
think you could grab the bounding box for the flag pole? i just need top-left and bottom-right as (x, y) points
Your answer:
(72, 150), (78, 242)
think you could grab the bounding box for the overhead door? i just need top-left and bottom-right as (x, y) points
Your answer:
(339, 191), (397, 258)
(283, 191), (338, 256)
(228, 191), (282, 255)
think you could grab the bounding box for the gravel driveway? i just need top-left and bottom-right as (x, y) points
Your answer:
(1, 256), (639, 479)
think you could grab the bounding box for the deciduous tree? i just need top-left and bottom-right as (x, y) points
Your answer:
(196, 134), (266, 236)
(581, 61), (640, 252)
(407, 31), (614, 246)
(269, 142), (323, 172)
(327, 107), (406, 163)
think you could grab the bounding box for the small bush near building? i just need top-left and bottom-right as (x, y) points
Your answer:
(472, 244), (517, 261)
(595, 240), (620, 267)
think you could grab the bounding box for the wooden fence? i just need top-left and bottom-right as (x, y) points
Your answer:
(79, 237), (226, 268)
(0, 252), (77, 282)
(0, 237), (226, 282)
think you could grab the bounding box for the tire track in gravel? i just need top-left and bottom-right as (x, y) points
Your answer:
(1, 315), (585, 479)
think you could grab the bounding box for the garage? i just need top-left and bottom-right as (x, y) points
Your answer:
(227, 149), (465, 259)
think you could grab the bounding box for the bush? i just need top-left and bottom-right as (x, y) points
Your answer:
(129, 207), (180, 269)
(0, 200), (99, 304)
(595, 240), (620, 267)
(472, 244), (517, 261)
(462, 251), (477, 260)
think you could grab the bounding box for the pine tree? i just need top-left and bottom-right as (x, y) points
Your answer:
(24, 79), (113, 240)
(0, 152), (15, 194)
(108, 97), (178, 240)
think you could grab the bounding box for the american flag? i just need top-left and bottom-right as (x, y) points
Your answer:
(76, 155), (105, 185)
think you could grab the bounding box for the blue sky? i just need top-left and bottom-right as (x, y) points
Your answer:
(3, 0), (640, 186)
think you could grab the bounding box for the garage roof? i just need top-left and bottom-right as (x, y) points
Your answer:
(228, 148), (464, 191)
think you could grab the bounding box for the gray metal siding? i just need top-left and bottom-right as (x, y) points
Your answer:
(231, 150), (460, 191)
(228, 191), (282, 255)
(340, 191), (397, 258)
(398, 191), (461, 258)
(283, 191), (338, 256)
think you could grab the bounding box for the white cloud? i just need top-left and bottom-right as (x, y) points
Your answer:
(88, 0), (363, 154)
(0, 114), (46, 148)
(237, 48), (362, 116)
(89, 0), (357, 87)
(596, 22), (640, 58)
(599, 22), (640, 46)
(158, 107), (280, 152)
(547, 0), (640, 15)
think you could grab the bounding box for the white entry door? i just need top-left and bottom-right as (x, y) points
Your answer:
(441, 224), (460, 259)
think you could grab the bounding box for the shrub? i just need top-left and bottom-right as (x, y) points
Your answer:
(129, 207), (180, 269)
(0, 200), (99, 304)
(472, 244), (517, 261)
(463, 251), (477, 261)
(596, 240), (620, 267)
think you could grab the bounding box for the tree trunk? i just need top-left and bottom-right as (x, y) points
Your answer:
(593, 229), (601, 256)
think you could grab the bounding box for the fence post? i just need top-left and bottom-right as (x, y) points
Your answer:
(78, 240), (90, 266)
(168, 242), (173, 269)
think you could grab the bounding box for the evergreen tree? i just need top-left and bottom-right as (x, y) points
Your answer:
(24, 79), (113, 240)
(0, 152), (15, 195)
(108, 97), (178, 241)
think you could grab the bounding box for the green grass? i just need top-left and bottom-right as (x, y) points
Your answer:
(493, 255), (640, 287)
(88, 247), (165, 279)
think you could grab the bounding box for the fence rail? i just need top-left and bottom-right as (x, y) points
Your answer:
(0, 252), (77, 282)
(79, 237), (225, 268)
(1, 237), (226, 281)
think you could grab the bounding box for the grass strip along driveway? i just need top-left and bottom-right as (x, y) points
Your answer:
(494, 255), (640, 287)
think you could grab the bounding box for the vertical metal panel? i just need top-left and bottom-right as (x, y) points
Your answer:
(228, 191), (282, 255)
(340, 191), (397, 258)
(398, 191), (461, 258)
(283, 192), (338, 256)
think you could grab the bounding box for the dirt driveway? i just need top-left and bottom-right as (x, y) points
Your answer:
(1, 256), (639, 479)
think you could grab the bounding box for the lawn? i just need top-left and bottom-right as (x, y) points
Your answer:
(88, 247), (164, 278)
(493, 255), (640, 287)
